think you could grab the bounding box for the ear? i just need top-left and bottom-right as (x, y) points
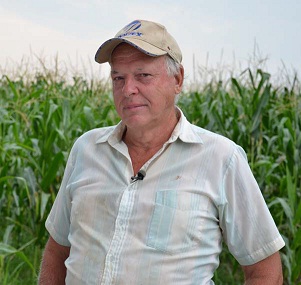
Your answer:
(174, 65), (184, 94)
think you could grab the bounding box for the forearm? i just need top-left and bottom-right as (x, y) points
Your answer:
(244, 276), (283, 285)
(242, 252), (283, 285)
(39, 255), (67, 284)
(38, 237), (70, 285)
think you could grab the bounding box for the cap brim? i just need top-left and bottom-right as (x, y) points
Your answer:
(95, 38), (167, 64)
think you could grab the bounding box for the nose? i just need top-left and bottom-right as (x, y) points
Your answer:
(122, 77), (138, 97)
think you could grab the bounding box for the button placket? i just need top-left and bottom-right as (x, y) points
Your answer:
(101, 182), (138, 285)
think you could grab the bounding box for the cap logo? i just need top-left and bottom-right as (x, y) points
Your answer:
(117, 20), (143, 39)
(124, 20), (141, 32)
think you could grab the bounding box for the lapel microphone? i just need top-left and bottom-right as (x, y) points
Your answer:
(131, 170), (146, 182)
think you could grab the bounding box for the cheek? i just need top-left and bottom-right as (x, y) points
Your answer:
(113, 94), (122, 113)
(112, 81), (123, 91)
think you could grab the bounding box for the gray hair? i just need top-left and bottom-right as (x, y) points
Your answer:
(164, 55), (182, 77)
(164, 55), (183, 102)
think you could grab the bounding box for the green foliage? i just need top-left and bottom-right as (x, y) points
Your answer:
(178, 69), (301, 284)
(0, 73), (119, 283)
(0, 68), (300, 284)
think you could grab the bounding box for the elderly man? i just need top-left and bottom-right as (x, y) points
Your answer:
(39, 20), (285, 284)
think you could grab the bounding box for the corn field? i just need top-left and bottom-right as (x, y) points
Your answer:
(0, 65), (300, 284)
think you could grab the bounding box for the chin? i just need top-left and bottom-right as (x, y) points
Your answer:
(123, 116), (149, 128)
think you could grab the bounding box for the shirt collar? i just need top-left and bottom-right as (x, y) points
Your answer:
(95, 107), (204, 145)
(95, 121), (125, 145)
(169, 108), (204, 144)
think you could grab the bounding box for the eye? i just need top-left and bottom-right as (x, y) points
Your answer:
(137, 73), (152, 79)
(112, 76), (124, 81)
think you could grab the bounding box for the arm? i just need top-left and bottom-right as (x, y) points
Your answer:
(242, 252), (283, 285)
(38, 236), (70, 285)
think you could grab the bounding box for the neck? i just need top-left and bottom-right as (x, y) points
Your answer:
(123, 108), (180, 174)
(123, 108), (180, 150)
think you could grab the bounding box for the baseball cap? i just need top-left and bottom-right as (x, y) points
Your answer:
(95, 19), (182, 64)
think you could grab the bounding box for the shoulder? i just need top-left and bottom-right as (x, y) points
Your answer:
(190, 123), (242, 157)
(69, 126), (117, 155)
(76, 126), (116, 144)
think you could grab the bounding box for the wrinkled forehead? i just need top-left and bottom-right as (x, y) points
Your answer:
(109, 43), (161, 64)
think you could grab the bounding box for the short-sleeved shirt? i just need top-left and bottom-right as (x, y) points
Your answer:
(46, 109), (285, 285)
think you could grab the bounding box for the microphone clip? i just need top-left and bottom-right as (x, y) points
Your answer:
(131, 171), (145, 182)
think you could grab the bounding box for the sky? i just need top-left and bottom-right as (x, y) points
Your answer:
(1, 0), (300, 84)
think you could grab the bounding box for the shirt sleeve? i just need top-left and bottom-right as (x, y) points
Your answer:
(219, 145), (285, 265)
(45, 143), (77, 247)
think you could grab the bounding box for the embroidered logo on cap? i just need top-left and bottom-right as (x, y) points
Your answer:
(117, 20), (143, 38)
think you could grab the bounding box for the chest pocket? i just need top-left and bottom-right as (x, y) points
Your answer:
(147, 190), (211, 254)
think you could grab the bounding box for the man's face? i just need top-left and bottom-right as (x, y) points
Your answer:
(110, 44), (183, 130)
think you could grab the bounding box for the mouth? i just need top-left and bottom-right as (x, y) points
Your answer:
(123, 104), (147, 110)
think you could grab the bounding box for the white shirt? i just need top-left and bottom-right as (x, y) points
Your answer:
(46, 109), (285, 285)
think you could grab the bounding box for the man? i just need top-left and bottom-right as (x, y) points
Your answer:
(39, 20), (285, 284)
